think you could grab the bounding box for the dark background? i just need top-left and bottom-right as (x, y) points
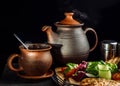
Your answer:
(0, 0), (120, 74)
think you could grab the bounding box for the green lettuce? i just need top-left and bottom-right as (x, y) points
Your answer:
(85, 60), (118, 76)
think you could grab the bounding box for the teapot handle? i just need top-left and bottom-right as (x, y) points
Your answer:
(84, 28), (98, 52)
(7, 54), (23, 72)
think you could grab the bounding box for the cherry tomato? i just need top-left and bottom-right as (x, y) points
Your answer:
(112, 72), (120, 80)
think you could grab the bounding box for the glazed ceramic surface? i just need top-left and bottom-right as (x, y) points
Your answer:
(42, 13), (98, 65)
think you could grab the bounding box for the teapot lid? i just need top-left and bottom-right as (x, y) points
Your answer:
(57, 12), (82, 25)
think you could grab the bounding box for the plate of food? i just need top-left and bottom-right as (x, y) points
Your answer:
(53, 60), (120, 86)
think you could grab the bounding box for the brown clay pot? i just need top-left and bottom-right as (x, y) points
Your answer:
(7, 43), (53, 76)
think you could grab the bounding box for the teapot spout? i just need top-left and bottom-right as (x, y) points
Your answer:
(42, 25), (58, 44)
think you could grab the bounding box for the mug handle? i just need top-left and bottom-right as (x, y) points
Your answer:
(84, 28), (98, 52)
(7, 54), (23, 72)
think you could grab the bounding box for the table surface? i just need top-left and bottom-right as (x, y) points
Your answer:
(0, 64), (57, 86)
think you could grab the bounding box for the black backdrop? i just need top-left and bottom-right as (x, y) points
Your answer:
(0, 0), (120, 73)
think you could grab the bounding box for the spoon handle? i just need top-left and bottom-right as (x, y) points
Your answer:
(14, 33), (28, 49)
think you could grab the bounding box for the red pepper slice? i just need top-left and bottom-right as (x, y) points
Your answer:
(61, 67), (77, 77)
(65, 68), (77, 77)
(61, 67), (67, 72)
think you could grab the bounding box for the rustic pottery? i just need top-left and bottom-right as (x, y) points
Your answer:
(42, 12), (98, 66)
(7, 43), (53, 76)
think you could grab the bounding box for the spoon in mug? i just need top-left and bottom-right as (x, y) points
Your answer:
(13, 33), (28, 49)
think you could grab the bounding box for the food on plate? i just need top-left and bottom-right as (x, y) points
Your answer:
(80, 77), (120, 86)
(112, 72), (120, 80)
(55, 60), (119, 85)
(55, 67), (81, 85)
(61, 60), (118, 81)
(85, 60), (118, 78)
(106, 57), (120, 65)
(98, 64), (112, 79)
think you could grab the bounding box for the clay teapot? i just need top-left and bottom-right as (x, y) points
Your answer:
(42, 12), (98, 66)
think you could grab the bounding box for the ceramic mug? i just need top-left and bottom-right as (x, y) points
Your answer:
(7, 43), (53, 76)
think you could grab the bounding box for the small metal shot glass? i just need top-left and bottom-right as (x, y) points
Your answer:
(101, 40), (117, 61)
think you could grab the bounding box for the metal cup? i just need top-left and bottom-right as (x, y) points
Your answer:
(101, 40), (117, 61)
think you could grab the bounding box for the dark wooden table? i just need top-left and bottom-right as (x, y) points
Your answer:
(0, 64), (57, 86)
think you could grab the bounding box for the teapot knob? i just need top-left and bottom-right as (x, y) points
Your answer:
(59, 12), (81, 25)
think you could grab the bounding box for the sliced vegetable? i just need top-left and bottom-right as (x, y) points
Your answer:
(63, 63), (78, 77)
(112, 72), (120, 80)
(85, 73), (96, 77)
(85, 61), (100, 76)
(106, 62), (118, 73)
(61, 67), (67, 72)
(72, 71), (86, 81)
(98, 64), (109, 70)
(85, 60), (118, 77)
(60, 60), (118, 81)
(65, 68), (77, 77)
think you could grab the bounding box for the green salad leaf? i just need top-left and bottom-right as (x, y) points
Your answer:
(85, 61), (100, 76)
(85, 60), (118, 77)
(106, 62), (118, 73)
